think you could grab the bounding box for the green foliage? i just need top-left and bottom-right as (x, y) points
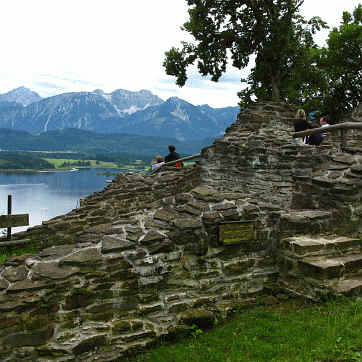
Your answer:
(0, 151), (55, 170)
(164, 0), (327, 102)
(315, 4), (362, 120)
(190, 324), (203, 338)
(0, 243), (39, 264)
(164, 2), (360, 120)
(125, 298), (362, 362)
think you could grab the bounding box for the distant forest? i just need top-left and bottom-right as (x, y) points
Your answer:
(0, 127), (214, 170)
(0, 152), (55, 170)
(0, 128), (212, 156)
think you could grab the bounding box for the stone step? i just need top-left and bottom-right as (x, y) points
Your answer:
(299, 254), (362, 279)
(328, 276), (362, 296)
(280, 210), (334, 235)
(282, 235), (361, 257)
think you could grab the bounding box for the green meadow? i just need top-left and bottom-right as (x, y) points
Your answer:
(126, 298), (362, 362)
(43, 158), (118, 169)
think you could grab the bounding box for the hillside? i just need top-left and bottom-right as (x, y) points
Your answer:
(0, 128), (213, 156)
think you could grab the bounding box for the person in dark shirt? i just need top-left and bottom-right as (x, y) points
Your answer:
(165, 145), (183, 167)
(293, 109), (310, 144)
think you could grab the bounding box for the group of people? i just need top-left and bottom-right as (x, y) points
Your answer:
(151, 144), (183, 171)
(153, 111), (328, 172)
(294, 109), (330, 146)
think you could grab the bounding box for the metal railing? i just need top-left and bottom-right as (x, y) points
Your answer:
(293, 122), (362, 150)
(151, 153), (201, 173)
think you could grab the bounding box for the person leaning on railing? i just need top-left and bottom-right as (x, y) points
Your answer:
(293, 109), (310, 145)
(165, 144), (183, 168)
(151, 155), (165, 171)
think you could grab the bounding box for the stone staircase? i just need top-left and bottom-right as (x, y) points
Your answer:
(279, 234), (362, 300)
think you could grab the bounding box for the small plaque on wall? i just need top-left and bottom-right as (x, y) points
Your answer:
(218, 221), (255, 246)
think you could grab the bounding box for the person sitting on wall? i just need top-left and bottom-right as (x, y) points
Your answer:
(293, 109), (311, 144)
(307, 115), (330, 146)
(320, 115), (330, 128)
(151, 155), (165, 171)
(165, 144), (183, 168)
(320, 115), (330, 140)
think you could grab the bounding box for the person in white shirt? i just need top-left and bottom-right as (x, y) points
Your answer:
(151, 155), (165, 171)
(319, 115), (330, 141)
(320, 115), (330, 128)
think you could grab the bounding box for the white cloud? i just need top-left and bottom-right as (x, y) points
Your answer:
(0, 0), (360, 107)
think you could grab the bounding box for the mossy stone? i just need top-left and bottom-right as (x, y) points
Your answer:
(4, 326), (54, 347)
(64, 289), (95, 310)
(72, 335), (107, 355)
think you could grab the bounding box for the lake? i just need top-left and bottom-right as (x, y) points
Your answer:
(0, 168), (121, 233)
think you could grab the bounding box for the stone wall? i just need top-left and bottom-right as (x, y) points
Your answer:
(0, 102), (361, 361)
(12, 165), (201, 247)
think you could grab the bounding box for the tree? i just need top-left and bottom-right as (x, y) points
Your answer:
(317, 5), (362, 120)
(163, 0), (327, 103)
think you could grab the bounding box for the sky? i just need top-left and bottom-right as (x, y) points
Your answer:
(0, 0), (360, 108)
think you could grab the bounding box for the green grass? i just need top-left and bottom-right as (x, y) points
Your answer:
(43, 158), (118, 168)
(125, 298), (362, 362)
(0, 243), (39, 263)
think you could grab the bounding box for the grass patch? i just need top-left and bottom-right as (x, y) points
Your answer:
(0, 243), (39, 264)
(125, 298), (362, 362)
(43, 158), (118, 169)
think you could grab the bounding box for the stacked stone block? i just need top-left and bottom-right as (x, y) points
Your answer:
(0, 101), (361, 360)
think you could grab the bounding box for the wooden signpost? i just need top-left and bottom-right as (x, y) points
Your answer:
(0, 195), (29, 240)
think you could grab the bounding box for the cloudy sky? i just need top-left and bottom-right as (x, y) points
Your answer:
(0, 0), (360, 107)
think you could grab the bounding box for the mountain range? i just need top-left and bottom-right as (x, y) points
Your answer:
(0, 87), (239, 141)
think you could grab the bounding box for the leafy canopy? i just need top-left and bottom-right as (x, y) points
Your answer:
(317, 4), (362, 119)
(163, 0), (327, 103)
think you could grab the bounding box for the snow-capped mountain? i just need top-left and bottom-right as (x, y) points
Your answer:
(0, 87), (239, 140)
(13, 92), (122, 134)
(118, 97), (238, 140)
(0, 86), (42, 106)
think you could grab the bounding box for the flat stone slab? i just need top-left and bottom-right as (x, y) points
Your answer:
(302, 254), (362, 269)
(38, 245), (77, 259)
(7, 280), (51, 293)
(283, 235), (361, 253)
(4, 327), (54, 347)
(173, 218), (202, 230)
(330, 276), (362, 295)
(154, 208), (179, 223)
(191, 186), (224, 202)
(31, 261), (80, 280)
(331, 154), (355, 165)
(60, 248), (102, 265)
(0, 278), (9, 290)
(281, 210), (332, 224)
(102, 235), (135, 253)
(3, 265), (28, 282)
(140, 230), (166, 245)
(299, 254), (362, 279)
(0, 239), (32, 249)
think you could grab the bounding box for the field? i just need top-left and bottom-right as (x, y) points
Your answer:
(125, 298), (362, 362)
(44, 158), (119, 169)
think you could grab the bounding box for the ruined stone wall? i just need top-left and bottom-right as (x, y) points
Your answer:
(13, 165), (201, 247)
(0, 102), (361, 361)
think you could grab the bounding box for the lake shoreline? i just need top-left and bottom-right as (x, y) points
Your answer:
(0, 168), (120, 232)
(0, 166), (119, 174)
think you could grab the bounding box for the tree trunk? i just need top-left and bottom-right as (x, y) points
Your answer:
(271, 73), (281, 100)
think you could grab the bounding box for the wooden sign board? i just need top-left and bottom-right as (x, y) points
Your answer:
(218, 221), (255, 246)
(0, 214), (29, 228)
